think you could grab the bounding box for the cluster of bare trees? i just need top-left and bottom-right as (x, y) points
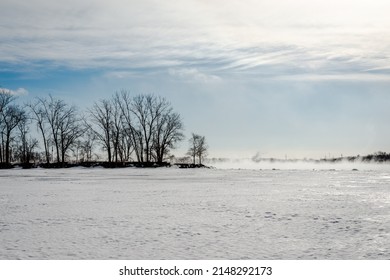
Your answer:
(87, 91), (184, 164)
(1, 89), (194, 167)
(0, 89), (31, 165)
(28, 95), (84, 166)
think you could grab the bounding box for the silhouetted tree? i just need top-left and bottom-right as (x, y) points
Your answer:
(187, 133), (208, 165)
(28, 99), (51, 164)
(196, 135), (208, 165)
(0, 90), (26, 164)
(130, 94), (166, 162)
(152, 110), (184, 163)
(87, 99), (115, 163)
(15, 117), (39, 165)
(115, 91), (143, 162)
(0, 90), (14, 163)
(111, 96), (125, 163)
(35, 95), (83, 166)
(115, 91), (184, 163)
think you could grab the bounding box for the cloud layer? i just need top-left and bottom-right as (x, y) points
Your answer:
(1, 0), (390, 80)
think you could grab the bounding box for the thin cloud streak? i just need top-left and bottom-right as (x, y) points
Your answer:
(168, 68), (221, 83)
(272, 74), (390, 82)
(0, 87), (29, 96)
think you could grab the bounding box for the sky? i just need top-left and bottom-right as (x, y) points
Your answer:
(1, 0), (390, 159)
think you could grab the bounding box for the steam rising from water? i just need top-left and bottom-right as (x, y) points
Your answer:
(206, 158), (390, 170)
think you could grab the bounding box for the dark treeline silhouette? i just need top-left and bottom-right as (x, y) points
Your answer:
(249, 152), (390, 164)
(87, 91), (184, 165)
(1, 89), (207, 169)
(1, 89), (28, 167)
(320, 151), (390, 163)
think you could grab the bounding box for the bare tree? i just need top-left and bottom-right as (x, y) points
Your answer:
(196, 135), (208, 165)
(88, 95), (136, 164)
(153, 110), (184, 163)
(119, 130), (134, 162)
(115, 91), (143, 162)
(1, 106), (26, 164)
(28, 99), (51, 163)
(187, 133), (199, 165)
(15, 117), (39, 165)
(87, 92), (184, 165)
(87, 99), (114, 163)
(130, 94), (170, 163)
(0, 90), (14, 163)
(37, 95), (62, 163)
(111, 96), (124, 163)
(187, 133), (208, 165)
(35, 95), (83, 166)
(58, 105), (84, 164)
(116, 91), (184, 164)
(0, 90), (26, 165)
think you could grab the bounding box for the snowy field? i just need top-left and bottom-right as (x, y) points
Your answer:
(0, 164), (389, 259)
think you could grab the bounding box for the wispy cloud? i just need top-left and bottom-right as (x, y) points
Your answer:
(168, 68), (221, 83)
(273, 73), (390, 82)
(0, 87), (29, 96)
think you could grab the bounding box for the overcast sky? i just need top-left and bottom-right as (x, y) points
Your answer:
(1, 0), (390, 158)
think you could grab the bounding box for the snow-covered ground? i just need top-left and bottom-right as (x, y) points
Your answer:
(0, 166), (389, 259)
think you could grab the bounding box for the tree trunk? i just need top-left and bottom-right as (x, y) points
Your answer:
(107, 147), (112, 163)
(61, 152), (65, 166)
(5, 138), (10, 164)
(42, 136), (49, 164)
(55, 142), (60, 164)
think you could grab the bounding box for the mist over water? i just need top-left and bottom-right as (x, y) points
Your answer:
(206, 158), (390, 171)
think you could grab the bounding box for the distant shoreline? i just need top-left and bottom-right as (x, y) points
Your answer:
(208, 151), (390, 164)
(1, 152), (389, 170)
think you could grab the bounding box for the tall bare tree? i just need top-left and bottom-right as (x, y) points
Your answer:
(130, 94), (172, 162)
(196, 135), (208, 165)
(0, 90), (14, 163)
(153, 110), (184, 163)
(116, 91), (184, 163)
(115, 91), (143, 162)
(58, 105), (84, 164)
(88, 99), (114, 163)
(34, 95), (83, 166)
(0, 90), (26, 165)
(111, 96), (124, 163)
(28, 99), (51, 163)
(15, 117), (39, 165)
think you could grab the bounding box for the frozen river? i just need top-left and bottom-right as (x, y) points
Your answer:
(0, 166), (389, 259)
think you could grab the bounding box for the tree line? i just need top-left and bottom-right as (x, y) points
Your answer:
(0, 89), (208, 168)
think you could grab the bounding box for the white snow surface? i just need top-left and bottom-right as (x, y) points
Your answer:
(0, 166), (389, 259)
